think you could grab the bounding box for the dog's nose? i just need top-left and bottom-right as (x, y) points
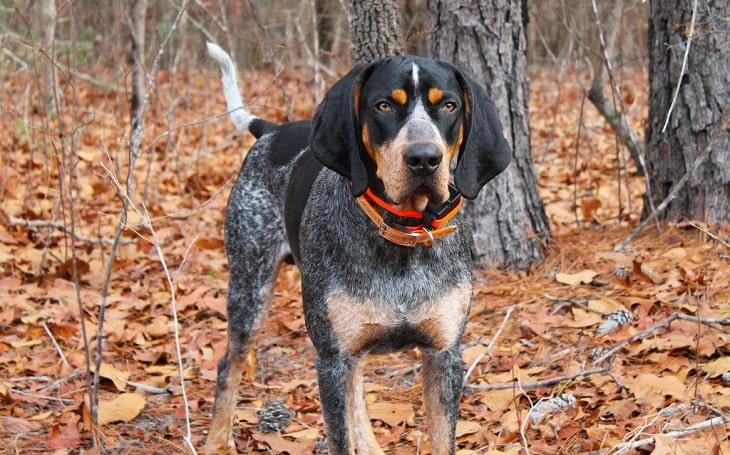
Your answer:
(404, 143), (442, 177)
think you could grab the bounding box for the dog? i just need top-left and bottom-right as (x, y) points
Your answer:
(204, 42), (511, 455)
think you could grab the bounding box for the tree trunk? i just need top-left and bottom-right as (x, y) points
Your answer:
(645, 0), (730, 224)
(39, 0), (58, 117)
(428, 0), (550, 270)
(316, 0), (336, 62)
(349, 0), (403, 64)
(127, 0), (147, 129)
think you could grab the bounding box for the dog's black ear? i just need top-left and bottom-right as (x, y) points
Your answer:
(452, 71), (512, 200)
(310, 64), (373, 197)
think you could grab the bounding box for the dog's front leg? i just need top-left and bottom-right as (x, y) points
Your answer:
(349, 359), (384, 455)
(422, 347), (464, 455)
(316, 352), (383, 455)
(316, 353), (353, 454)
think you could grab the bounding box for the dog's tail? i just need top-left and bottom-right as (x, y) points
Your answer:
(207, 42), (276, 138)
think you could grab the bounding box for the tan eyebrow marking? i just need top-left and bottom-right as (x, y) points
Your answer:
(428, 88), (443, 104)
(391, 88), (408, 105)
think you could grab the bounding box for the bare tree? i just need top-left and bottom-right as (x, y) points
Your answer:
(428, 0), (551, 270)
(587, 0), (646, 175)
(644, 0), (730, 224)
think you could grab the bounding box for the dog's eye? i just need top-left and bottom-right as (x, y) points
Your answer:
(442, 101), (457, 113)
(376, 101), (392, 112)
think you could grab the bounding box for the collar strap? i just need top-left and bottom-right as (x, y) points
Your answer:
(356, 186), (463, 247)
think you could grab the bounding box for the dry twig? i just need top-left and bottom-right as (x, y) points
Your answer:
(591, 415), (730, 454)
(41, 322), (70, 370)
(468, 365), (611, 391)
(661, 0), (698, 133)
(464, 305), (516, 382)
(8, 388), (74, 405)
(592, 312), (730, 364)
(7, 215), (132, 245)
(680, 221), (730, 249)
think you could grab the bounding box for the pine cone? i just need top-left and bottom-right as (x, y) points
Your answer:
(256, 399), (294, 434)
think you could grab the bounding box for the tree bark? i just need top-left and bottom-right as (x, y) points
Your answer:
(645, 0), (730, 224)
(428, 0), (550, 270)
(349, 0), (403, 64)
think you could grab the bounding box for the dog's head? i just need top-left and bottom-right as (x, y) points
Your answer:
(310, 56), (511, 211)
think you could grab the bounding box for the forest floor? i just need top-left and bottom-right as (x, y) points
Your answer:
(1, 63), (729, 454)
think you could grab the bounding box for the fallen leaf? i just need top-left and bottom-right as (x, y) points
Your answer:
(455, 420), (481, 437)
(98, 393), (146, 425)
(555, 270), (598, 286)
(234, 408), (259, 424)
(586, 298), (626, 314)
(367, 401), (414, 427)
(600, 399), (639, 420)
(462, 344), (488, 367)
(700, 357), (730, 378)
(662, 247), (687, 260)
(566, 307), (603, 328)
(48, 412), (84, 449)
(10, 339), (43, 348)
(624, 373), (688, 408)
(0, 416), (38, 434)
(253, 431), (314, 455)
(475, 389), (517, 413)
(286, 427), (321, 440)
(98, 363), (129, 391)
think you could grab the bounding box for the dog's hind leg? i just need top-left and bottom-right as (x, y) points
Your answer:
(205, 181), (288, 454)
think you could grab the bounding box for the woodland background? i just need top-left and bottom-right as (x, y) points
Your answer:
(1, 1), (729, 454)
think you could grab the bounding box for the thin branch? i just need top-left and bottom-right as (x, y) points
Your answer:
(595, 415), (730, 454)
(614, 109), (730, 252)
(39, 370), (85, 392)
(464, 305), (516, 382)
(126, 381), (169, 395)
(679, 221), (730, 249)
(592, 312), (730, 365)
(8, 387), (75, 405)
(9, 376), (51, 383)
(468, 365), (611, 391)
(573, 91), (586, 226)
(42, 322), (70, 370)
(661, 0), (698, 133)
(8, 215), (133, 245)
(101, 166), (199, 454)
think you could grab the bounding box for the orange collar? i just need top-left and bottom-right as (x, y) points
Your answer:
(355, 186), (463, 247)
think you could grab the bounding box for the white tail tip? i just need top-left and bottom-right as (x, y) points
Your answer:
(207, 42), (255, 131)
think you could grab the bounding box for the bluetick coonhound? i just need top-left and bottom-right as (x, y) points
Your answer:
(205, 42), (511, 455)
